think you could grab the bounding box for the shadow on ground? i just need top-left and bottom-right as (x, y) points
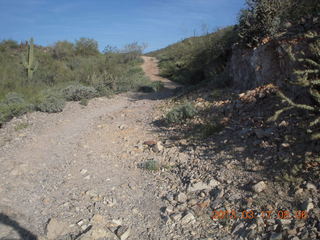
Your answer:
(0, 213), (38, 240)
(150, 86), (319, 187)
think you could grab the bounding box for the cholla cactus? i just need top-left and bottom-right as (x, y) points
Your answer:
(270, 32), (320, 140)
(22, 38), (38, 81)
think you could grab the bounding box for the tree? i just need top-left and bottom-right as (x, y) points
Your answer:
(75, 38), (100, 56)
(52, 41), (75, 59)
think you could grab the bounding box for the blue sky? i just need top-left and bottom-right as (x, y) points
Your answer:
(0, 0), (246, 52)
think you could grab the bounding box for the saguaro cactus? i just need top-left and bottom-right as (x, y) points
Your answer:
(23, 38), (38, 81)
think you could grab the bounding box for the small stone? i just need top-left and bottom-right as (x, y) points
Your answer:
(208, 179), (220, 188)
(77, 219), (85, 226)
(152, 141), (164, 152)
(46, 218), (69, 240)
(166, 193), (174, 202)
(80, 169), (88, 175)
(165, 206), (174, 214)
(279, 121), (289, 127)
(281, 143), (290, 148)
(306, 183), (317, 191)
(187, 180), (219, 192)
(301, 200), (314, 212)
(295, 188), (304, 195)
(78, 226), (117, 240)
(269, 232), (282, 240)
(116, 226), (131, 240)
(279, 219), (291, 226)
(180, 212), (195, 224)
(111, 219), (122, 227)
(170, 213), (182, 222)
(119, 125), (126, 130)
(252, 181), (267, 193)
(143, 140), (157, 146)
(175, 192), (187, 203)
(188, 199), (198, 206)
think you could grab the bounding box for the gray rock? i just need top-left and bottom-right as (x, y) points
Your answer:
(153, 141), (164, 152)
(252, 181), (267, 193)
(187, 179), (220, 192)
(175, 192), (187, 203)
(180, 212), (195, 224)
(269, 232), (282, 240)
(165, 205), (174, 214)
(170, 213), (182, 222)
(116, 226), (131, 240)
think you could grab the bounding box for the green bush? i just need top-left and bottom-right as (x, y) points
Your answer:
(62, 84), (98, 101)
(141, 159), (161, 171)
(139, 81), (165, 93)
(35, 91), (66, 113)
(0, 93), (33, 125)
(238, 0), (320, 47)
(0, 40), (19, 51)
(149, 26), (236, 85)
(52, 41), (75, 60)
(165, 102), (198, 124)
(75, 38), (100, 56)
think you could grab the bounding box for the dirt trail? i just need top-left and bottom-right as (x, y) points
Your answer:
(0, 57), (177, 240)
(141, 56), (180, 90)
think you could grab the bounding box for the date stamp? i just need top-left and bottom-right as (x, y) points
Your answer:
(211, 209), (308, 220)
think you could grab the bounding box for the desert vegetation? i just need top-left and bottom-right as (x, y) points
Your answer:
(0, 38), (150, 125)
(151, 0), (319, 183)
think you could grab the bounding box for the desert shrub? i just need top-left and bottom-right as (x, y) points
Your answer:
(165, 102), (198, 124)
(0, 93), (33, 125)
(238, 0), (320, 47)
(52, 41), (75, 60)
(270, 32), (320, 140)
(0, 40), (19, 51)
(75, 38), (99, 56)
(140, 159), (161, 171)
(93, 82), (113, 97)
(149, 81), (165, 92)
(149, 26), (236, 85)
(139, 81), (165, 93)
(62, 84), (98, 101)
(199, 121), (224, 138)
(79, 98), (89, 106)
(35, 91), (66, 113)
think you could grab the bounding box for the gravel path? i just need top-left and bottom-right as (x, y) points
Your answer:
(0, 57), (179, 240)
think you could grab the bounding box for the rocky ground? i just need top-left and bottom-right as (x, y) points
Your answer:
(0, 57), (319, 240)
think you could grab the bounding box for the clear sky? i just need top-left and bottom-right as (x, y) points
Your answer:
(0, 0), (246, 52)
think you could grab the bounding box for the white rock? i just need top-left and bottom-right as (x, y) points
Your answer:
(306, 183), (317, 191)
(165, 205), (174, 214)
(302, 200), (314, 212)
(176, 192), (187, 203)
(252, 181), (267, 193)
(180, 212), (195, 224)
(208, 179), (220, 187)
